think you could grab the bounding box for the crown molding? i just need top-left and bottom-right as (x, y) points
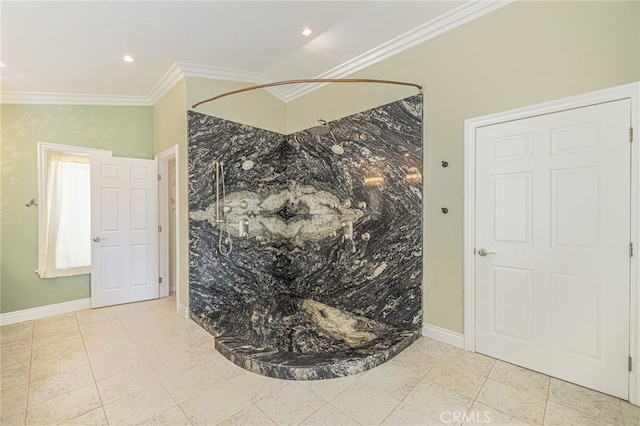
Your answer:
(1, 0), (510, 106)
(147, 62), (288, 104)
(146, 62), (186, 105)
(0, 91), (151, 106)
(280, 0), (514, 102)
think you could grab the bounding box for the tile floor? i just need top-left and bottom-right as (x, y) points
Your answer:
(1, 294), (638, 426)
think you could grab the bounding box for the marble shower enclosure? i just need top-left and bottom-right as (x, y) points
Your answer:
(188, 95), (423, 379)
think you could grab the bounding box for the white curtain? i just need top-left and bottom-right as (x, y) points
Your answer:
(40, 151), (91, 278)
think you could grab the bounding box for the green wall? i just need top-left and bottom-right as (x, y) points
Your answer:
(0, 104), (154, 313)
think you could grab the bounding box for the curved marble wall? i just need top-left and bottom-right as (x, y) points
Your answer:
(188, 94), (423, 379)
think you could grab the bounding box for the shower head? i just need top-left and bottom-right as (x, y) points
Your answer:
(309, 119), (330, 136)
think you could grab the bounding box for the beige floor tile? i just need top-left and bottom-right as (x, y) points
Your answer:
(122, 317), (171, 336)
(160, 358), (228, 404)
(75, 306), (117, 325)
(179, 373), (275, 425)
(192, 341), (222, 362)
(102, 381), (176, 426)
(621, 400), (640, 426)
(404, 378), (473, 422)
(381, 402), (444, 425)
(427, 359), (487, 399)
(81, 324), (131, 349)
(1, 336), (32, 359)
(96, 363), (162, 405)
(477, 379), (546, 425)
(1, 410), (26, 426)
(548, 378), (623, 424)
(25, 382), (101, 425)
(465, 401), (530, 426)
(171, 322), (214, 347)
(32, 327), (83, 351)
(404, 337), (453, 359)
(30, 338), (85, 364)
(1, 350), (32, 373)
(65, 407), (109, 426)
(361, 361), (423, 400)
(218, 404), (277, 426)
(85, 334), (140, 362)
(147, 347), (206, 381)
(28, 363), (94, 406)
(29, 350), (91, 383)
(209, 355), (249, 381)
(388, 349), (440, 378)
(299, 403), (360, 426)
(298, 374), (359, 401)
(5, 298), (636, 426)
(1, 384), (28, 423)
(33, 312), (78, 336)
(136, 405), (192, 426)
(255, 381), (325, 426)
(2, 363), (31, 392)
(488, 360), (549, 397)
(0, 321), (34, 342)
(134, 333), (187, 356)
(443, 347), (495, 377)
(544, 400), (616, 426)
(329, 379), (401, 425)
(89, 348), (147, 382)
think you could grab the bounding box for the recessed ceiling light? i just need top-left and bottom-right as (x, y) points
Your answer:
(123, 55), (135, 63)
(301, 28), (312, 36)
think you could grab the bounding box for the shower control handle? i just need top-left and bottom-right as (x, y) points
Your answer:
(477, 248), (495, 257)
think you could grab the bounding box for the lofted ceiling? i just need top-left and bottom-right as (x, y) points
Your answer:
(0, 1), (508, 105)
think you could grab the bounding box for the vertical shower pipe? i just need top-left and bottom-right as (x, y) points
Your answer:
(215, 160), (232, 256)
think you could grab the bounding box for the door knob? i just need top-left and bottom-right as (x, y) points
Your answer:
(92, 236), (106, 242)
(478, 248), (495, 257)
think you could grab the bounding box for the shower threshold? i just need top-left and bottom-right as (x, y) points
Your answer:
(193, 298), (421, 380)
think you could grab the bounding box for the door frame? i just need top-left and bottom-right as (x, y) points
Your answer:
(156, 145), (183, 316)
(463, 81), (640, 404)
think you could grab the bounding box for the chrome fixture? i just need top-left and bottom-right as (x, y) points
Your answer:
(239, 220), (249, 238)
(214, 161), (232, 256)
(309, 119), (330, 136)
(477, 248), (495, 257)
(25, 198), (37, 207)
(309, 118), (345, 155)
(341, 221), (353, 241)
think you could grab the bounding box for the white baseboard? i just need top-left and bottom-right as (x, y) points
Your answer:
(177, 303), (189, 319)
(422, 323), (465, 349)
(0, 298), (91, 326)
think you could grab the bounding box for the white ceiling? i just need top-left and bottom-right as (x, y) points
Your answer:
(0, 1), (507, 104)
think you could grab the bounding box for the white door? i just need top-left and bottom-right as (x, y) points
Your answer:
(91, 156), (159, 308)
(475, 99), (631, 398)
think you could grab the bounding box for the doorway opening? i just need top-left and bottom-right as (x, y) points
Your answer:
(157, 146), (182, 316)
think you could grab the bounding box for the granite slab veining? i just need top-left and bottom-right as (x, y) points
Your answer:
(188, 95), (423, 380)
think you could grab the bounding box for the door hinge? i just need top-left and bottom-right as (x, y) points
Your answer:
(629, 356), (633, 372)
(630, 127), (634, 143)
(158, 225), (162, 232)
(159, 277), (163, 284)
(630, 242), (634, 257)
(158, 174), (162, 181)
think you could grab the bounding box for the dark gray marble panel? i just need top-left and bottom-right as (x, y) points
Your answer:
(188, 94), (423, 380)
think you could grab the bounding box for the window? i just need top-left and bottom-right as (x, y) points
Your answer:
(37, 143), (111, 278)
